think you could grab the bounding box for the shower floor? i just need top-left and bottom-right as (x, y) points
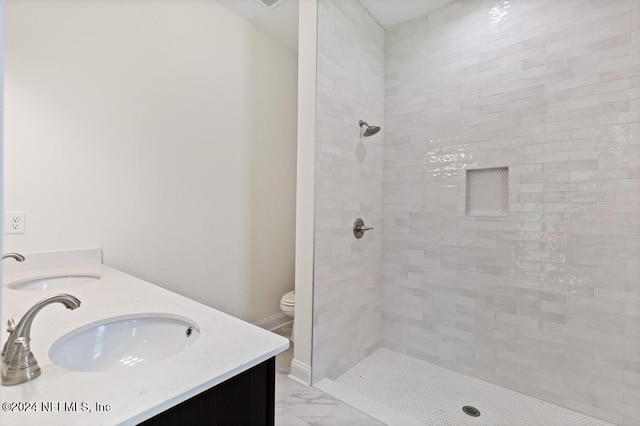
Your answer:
(315, 348), (613, 426)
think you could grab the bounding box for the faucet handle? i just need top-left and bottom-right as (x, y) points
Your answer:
(2, 319), (17, 357)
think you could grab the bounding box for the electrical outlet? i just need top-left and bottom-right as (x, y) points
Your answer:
(5, 211), (25, 234)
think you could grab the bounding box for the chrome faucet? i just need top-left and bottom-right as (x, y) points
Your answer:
(2, 253), (25, 262)
(2, 294), (81, 386)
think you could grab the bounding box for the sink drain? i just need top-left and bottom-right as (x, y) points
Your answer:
(462, 406), (480, 417)
(185, 327), (193, 337)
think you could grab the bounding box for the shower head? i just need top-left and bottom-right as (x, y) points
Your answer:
(359, 120), (381, 137)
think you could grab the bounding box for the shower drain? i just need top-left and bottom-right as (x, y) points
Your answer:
(462, 406), (481, 417)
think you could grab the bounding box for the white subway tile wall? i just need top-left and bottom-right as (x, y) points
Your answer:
(312, 0), (386, 382)
(382, 0), (640, 424)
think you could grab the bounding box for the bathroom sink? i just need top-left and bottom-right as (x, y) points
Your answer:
(49, 314), (200, 372)
(7, 273), (101, 291)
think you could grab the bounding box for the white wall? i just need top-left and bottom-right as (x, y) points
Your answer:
(3, 0), (298, 323)
(291, 0), (317, 385)
(0, 0), (4, 327)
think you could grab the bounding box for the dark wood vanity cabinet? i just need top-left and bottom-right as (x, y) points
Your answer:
(139, 357), (275, 426)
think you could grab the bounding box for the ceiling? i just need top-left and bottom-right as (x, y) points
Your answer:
(360, 0), (455, 28)
(216, 0), (455, 52)
(217, 0), (300, 52)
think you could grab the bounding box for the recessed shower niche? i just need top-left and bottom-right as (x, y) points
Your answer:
(465, 167), (509, 217)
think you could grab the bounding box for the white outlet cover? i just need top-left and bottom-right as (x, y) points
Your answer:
(5, 211), (25, 234)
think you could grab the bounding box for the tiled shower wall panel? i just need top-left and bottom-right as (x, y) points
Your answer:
(312, 0), (386, 381)
(382, 0), (640, 424)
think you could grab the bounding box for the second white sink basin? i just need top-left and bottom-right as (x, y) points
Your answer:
(8, 273), (100, 291)
(49, 314), (200, 372)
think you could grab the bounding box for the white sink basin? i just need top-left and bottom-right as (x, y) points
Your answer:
(49, 314), (200, 372)
(8, 273), (100, 291)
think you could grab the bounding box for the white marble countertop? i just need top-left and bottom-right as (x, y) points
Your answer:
(0, 249), (289, 425)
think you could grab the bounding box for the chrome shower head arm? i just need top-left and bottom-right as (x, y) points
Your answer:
(359, 119), (381, 137)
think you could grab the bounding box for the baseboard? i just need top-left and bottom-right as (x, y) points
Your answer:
(288, 359), (311, 386)
(253, 313), (292, 331)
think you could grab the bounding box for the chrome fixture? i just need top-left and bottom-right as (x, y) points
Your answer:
(2, 253), (25, 262)
(353, 218), (374, 239)
(2, 294), (81, 386)
(463, 406), (481, 417)
(359, 120), (381, 137)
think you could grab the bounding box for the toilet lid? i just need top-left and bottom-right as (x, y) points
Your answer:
(281, 291), (295, 306)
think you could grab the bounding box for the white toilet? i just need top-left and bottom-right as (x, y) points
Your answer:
(280, 291), (295, 342)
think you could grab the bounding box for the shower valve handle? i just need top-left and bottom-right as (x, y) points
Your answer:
(353, 218), (373, 239)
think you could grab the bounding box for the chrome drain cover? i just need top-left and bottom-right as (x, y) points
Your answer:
(462, 406), (480, 417)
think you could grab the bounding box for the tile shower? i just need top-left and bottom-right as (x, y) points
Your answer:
(312, 0), (640, 424)
(313, 0), (385, 382)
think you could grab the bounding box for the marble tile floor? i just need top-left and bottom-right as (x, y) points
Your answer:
(273, 324), (384, 426)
